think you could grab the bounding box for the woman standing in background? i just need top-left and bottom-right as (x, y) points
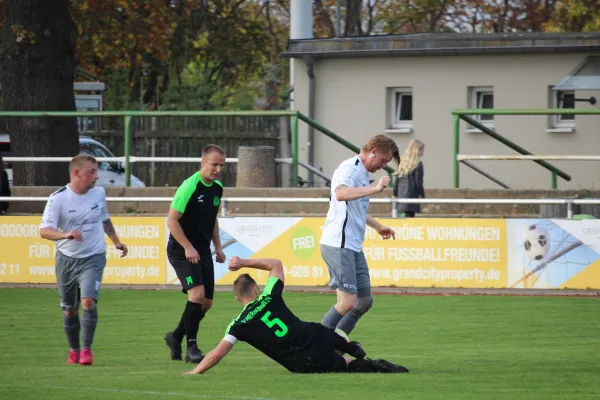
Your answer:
(393, 140), (425, 218)
(0, 155), (10, 215)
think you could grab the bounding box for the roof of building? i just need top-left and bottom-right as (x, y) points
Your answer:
(282, 32), (600, 59)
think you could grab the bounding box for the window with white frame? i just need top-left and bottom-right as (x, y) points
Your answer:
(469, 87), (494, 126)
(551, 89), (575, 128)
(389, 88), (413, 129)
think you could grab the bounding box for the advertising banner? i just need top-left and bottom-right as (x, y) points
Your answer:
(2, 215), (600, 289)
(213, 217), (507, 288)
(507, 219), (600, 289)
(0, 216), (166, 284)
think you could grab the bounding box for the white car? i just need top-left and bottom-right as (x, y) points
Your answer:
(0, 134), (145, 187)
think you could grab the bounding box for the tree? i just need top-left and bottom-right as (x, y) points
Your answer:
(71, 0), (187, 108)
(0, 0), (80, 186)
(159, 1), (280, 110)
(375, 0), (454, 33)
(71, 0), (287, 111)
(456, 0), (558, 33)
(313, 0), (381, 37)
(544, 0), (600, 31)
(371, 0), (560, 34)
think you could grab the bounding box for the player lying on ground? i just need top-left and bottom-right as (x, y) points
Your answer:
(185, 257), (409, 374)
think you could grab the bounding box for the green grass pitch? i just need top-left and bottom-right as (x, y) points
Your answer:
(0, 288), (599, 400)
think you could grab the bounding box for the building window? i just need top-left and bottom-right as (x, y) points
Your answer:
(469, 87), (494, 127)
(389, 88), (413, 130)
(553, 90), (575, 128)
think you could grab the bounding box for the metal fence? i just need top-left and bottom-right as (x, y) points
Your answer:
(1, 196), (597, 219)
(451, 108), (600, 189)
(0, 111), (290, 187)
(0, 110), (396, 189)
(83, 116), (282, 187)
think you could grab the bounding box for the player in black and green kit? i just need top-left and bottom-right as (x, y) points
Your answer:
(164, 144), (226, 364)
(184, 256), (409, 375)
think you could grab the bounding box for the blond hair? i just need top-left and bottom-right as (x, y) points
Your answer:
(361, 135), (400, 164)
(69, 154), (97, 174)
(394, 140), (424, 177)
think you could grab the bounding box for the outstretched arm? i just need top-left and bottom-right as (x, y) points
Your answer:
(185, 340), (233, 375)
(228, 257), (285, 282)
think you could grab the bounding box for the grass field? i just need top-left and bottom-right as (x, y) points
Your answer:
(0, 288), (599, 400)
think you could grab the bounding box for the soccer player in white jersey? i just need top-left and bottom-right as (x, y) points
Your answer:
(320, 135), (400, 340)
(40, 155), (128, 366)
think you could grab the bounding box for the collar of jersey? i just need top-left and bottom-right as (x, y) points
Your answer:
(238, 292), (271, 315)
(198, 173), (213, 187)
(66, 184), (88, 196)
(354, 156), (369, 176)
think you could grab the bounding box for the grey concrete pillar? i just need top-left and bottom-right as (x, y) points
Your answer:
(236, 146), (276, 188)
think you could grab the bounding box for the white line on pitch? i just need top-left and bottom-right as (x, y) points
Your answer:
(0, 384), (283, 400)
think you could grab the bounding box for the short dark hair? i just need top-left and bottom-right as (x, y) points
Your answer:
(202, 144), (226, 157)
(69, 154), (97, 173)
(233, 273), (258, 298)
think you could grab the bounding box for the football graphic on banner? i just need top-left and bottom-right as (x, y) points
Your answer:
(523, 225), (550, 261)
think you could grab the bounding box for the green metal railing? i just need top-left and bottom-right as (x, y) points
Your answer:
(0, 110), (390, 187)
(297, 113), (396, 177)
(451, 108), (600, 189)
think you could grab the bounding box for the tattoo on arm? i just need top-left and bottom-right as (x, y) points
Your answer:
(335, 184), (347, 192)
(102, 219), (116, 237)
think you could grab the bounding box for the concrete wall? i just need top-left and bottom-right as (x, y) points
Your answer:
(7, 186), (599, 217)
(293, 53), (600, 190)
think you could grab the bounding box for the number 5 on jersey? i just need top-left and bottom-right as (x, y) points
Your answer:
(261, 311), (288, 337)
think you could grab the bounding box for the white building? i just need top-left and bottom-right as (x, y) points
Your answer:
(284, 32), (600, 190)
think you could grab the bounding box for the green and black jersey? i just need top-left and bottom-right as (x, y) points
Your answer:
(224, 277), (335, 373)
(168, 172), (223, 254)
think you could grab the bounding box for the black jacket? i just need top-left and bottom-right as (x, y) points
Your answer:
(393, 162), (425, 213)
(0, 170), (10, 214)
